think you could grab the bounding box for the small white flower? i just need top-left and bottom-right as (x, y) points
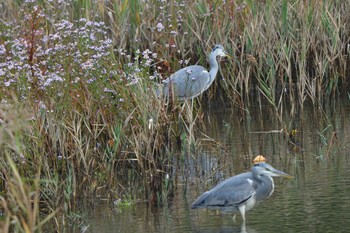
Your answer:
(156, 22), (165, 32)
(4, 80), (11, 87)
(148, 118), (154, 130)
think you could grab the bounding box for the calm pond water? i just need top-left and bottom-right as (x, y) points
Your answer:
(83, 99), (350, 233)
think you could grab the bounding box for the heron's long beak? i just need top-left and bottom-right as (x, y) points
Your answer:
(272, 169), (294, 179)
(225, 52), (232, 59)
(223, 51), (232, 59)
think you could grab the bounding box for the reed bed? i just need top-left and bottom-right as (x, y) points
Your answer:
(0, 0), (349, 231)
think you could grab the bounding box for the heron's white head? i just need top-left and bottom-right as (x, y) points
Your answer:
(211, 45), (231, 58)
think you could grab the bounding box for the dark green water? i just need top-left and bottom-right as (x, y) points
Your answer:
(84, 100), (350, 233)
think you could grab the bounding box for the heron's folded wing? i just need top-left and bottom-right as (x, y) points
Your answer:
(192, 174), (256, 208)
(163, 65), (209, 99)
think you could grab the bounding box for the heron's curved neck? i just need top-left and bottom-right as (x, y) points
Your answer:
(208, 52), (219, 85)
(254, 174), (275, 200)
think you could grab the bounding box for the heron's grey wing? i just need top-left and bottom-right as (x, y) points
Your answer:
(162, 65), (210, 99)
(191, 173), (256, 209)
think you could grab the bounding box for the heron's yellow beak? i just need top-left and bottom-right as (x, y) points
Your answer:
(224, 52), (232, 59)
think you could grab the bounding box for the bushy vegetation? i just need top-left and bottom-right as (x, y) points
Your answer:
(0, 0), (349, 231)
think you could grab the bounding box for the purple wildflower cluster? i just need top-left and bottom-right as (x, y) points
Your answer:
(0, 1), (193, 101)
(40, 18), (114, 86)
(0, 9), (117, 99)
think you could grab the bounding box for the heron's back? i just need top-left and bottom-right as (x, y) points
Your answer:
(161, 65), (210, 99)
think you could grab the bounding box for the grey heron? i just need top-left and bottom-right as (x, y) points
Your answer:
(191, 162), (292, 223)
(158, 45), (230, 100)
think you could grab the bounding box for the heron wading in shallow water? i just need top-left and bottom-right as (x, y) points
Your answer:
(191, 162), (292, 224)
(158, 45), (231, 100)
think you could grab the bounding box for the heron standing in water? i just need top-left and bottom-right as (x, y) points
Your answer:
(191, 162), (292, 224)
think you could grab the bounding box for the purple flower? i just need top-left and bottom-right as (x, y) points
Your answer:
(156, 22), (164, 32)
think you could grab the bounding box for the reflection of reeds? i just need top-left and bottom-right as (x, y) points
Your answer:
(0, 0), (349, 231)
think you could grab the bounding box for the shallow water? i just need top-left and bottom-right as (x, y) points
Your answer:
(84, 99), (350, 233)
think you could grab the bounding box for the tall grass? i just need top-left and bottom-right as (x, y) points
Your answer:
(0, 0), (349, 231)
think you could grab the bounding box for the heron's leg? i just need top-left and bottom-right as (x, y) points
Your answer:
(182, 99), (195, 143)
(238, 205), (246, 223)
(189, 99), (195, 142)
(241, 222), (247, 233)
(232, 213), (237, 221)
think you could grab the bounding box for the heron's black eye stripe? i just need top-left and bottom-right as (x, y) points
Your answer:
(212, 45), (220, 51)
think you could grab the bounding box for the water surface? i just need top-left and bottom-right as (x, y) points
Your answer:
(85, 100), (350, 233)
